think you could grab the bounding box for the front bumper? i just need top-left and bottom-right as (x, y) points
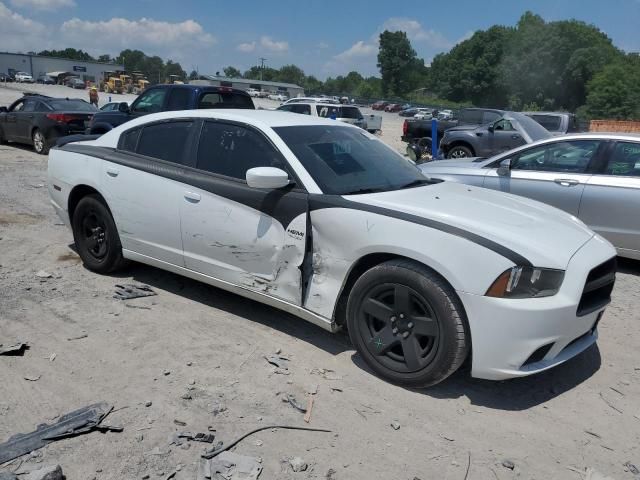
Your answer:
(461, 235), (616, 380)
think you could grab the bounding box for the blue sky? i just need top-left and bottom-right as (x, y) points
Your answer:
(1, 0), (639, 79)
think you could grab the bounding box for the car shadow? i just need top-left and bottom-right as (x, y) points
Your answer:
(616, 257), (640, 276)
(351, 343), (601, 411)
(111, 261), (352, 357)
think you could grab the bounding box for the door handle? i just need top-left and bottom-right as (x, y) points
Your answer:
(106, 167), (119, 177)
(554, 178), (579, 187)
(511, 134), (521, 139)
(184, 192), (201, 203)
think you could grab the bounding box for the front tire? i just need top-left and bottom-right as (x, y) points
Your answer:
(446, 145), (473, 159)
(346, 259), (469, 388)
(72, 194), (125, 274)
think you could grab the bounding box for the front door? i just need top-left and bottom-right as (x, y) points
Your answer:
(486, 118), (526, 157)
(580, 141), (640, 256)
(483, 139), (602, 216)
(180, 120), (308, 305)
(100, 120), (197, 266)
(129, 88), (169, 119)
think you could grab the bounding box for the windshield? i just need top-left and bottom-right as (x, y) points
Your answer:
(274, 125), (429, 195)
(507, 112), (552, 142)
(48, 99), (97, 111)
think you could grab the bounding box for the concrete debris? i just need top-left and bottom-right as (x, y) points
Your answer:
(66, 334), (88, 341)
(285, 395), (307, 414)
(390, 421), (400, 430)
(144, 447), (170, 456)
(0, 402), (116, 464)
(180, 392), (192, 400)
(0, 472), (18, 480)
(585, 467), (616, 480)
(303, 395), (315, 424)
(23, 464), (63, 480)
(35, 270), (52, 279)
(207, 451), (263, 480)
(0, 342), (29, 356)
(23, 375), (41, 382)
(325, 468), (337, 480)
(624, 462), (639, 475)
(210, 402), (227, 416)
(48, 353), (56, 362)
(501, 460), (515, 470)
(169, 432), (215, 446)
(113, 284), (157, 301)
(173, 419), (187, 427)
(289, 456), (308, 472)
(145, 401), (152, 407)
(264, 355), (289, 370)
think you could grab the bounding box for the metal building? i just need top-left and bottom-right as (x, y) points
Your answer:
(0, 51), (123, 84)
(191, 75), (304, 98)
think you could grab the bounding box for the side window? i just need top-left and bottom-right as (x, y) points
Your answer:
(22, 99), (37, 112)
(277, 105), (293, 112)
(493, 119), (515, 131)
(132, 89), (167, 113)
(297, 104), (311, 115)
(512, 140), (600, 173)
(10, 100), (25, 112)
(166, 88), (191, 111)
(34, 101), (49, 112)
(531, 114), (562, 132)
(119, 128), (141, 152)
(316, 105), (339, 118)
(136, 121), (194, 163)
(196, 121), (287, 180)
(602, 142), (640, 176)
(483, 111), (501, 124)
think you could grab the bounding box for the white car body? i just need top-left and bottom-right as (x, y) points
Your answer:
(267, 92), (288, 102)
(48, 110), (616, 382)
(246, 88), (260, 97)
(15, 72), (34, 83)
(277, 102), (368, 130)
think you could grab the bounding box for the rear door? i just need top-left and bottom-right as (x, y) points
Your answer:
(179, 120), (308, 305)
(101, 120), (197, 266)
(2, 99), (25, 140)
(579, 140), (640, 256)
(483, 139), (602, 216)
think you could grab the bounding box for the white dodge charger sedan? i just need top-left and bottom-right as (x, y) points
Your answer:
(47, 110), (617, 387)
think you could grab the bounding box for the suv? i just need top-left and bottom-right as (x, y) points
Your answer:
(87, 84), (254, 134)
(277, 102), (366, 129)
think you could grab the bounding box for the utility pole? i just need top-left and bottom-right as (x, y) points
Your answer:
(259, 57), (267, 81)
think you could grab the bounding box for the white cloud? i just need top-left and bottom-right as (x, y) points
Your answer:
(236, 41), (256, 53)
(10, 0), (75, 10)
(317, 41), (329, 49)
(381, 17), (453, 50)
(60, 17), (216, 51)
(260, 35), (288, 53)
(334, 40), (377, 62)
(0, 2), (48, 51)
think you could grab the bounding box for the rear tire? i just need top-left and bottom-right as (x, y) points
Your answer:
(346, 259), (469, 388)
(32, 129), (49, 155)
(446, 145), (473, 159)
(72, 194), (126, 274)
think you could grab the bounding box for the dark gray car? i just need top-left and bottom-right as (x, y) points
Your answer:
(420, 133), (640, 259)
(440, 112), (551, 159)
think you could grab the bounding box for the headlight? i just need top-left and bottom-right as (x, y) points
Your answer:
(486, 266), (564, 298)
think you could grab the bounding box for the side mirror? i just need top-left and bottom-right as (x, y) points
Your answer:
(118, 102), (130, 113)
(497, 158), (512, 176)
(406, 144), (423, 163)
(488, 124), (495, 133)
(246, 167), (290, 189)
(0, 106), (7, 113)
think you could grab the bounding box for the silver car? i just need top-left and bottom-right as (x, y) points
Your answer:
(420, 133), (640, 259)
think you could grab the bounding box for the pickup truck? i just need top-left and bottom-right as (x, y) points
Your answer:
(401, 108), (505, 152)
(87, 84), (254, 134)
(522, 112), (580, 136)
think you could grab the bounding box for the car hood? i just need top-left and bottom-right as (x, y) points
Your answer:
(346, 182), (594, 269)
(444, 124), (480, 133)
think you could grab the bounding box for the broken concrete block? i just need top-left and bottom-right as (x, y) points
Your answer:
(23, 465), (63, 480)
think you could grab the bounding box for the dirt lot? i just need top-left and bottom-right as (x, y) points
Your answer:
(1, 84), (639, 480)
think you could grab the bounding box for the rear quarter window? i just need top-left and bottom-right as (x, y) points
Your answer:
(119, 128), (141, 152)
(136, 121), (195, 163)
(531, 114), (562, 132)
(198, 92), (254, 109)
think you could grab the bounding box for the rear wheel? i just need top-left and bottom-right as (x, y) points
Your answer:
(346, 259), (469, 388)
(446, 145), (473, 159)
(72, 194), (125, 273)
(32, 129), (49, 155)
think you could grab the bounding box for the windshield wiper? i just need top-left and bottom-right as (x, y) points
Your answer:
(341, 188), (383, 195)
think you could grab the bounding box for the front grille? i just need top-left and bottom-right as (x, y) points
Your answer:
(577, 257), (616, 317)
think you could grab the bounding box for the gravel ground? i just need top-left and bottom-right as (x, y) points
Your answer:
(1, 83), (639, 480)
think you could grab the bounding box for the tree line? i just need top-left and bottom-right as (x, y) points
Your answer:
(36, 48), (187, 83)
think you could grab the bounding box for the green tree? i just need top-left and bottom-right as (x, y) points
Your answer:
(243, 65), (278, 81)
(585, 54), (640, 120)
(223, 66), (242, 78)
(165, 60), (186, 81)
(189, 70), (199, 80)
(377, 30), (421, 97)
(97, 54), (112, 63)
(38, 48), (95, 61)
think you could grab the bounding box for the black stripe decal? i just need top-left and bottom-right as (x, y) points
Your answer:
(60, 144), (308, 229)
(309, 195), (532, 267)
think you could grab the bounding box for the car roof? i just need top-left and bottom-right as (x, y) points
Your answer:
(91, 109), (361, 146)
